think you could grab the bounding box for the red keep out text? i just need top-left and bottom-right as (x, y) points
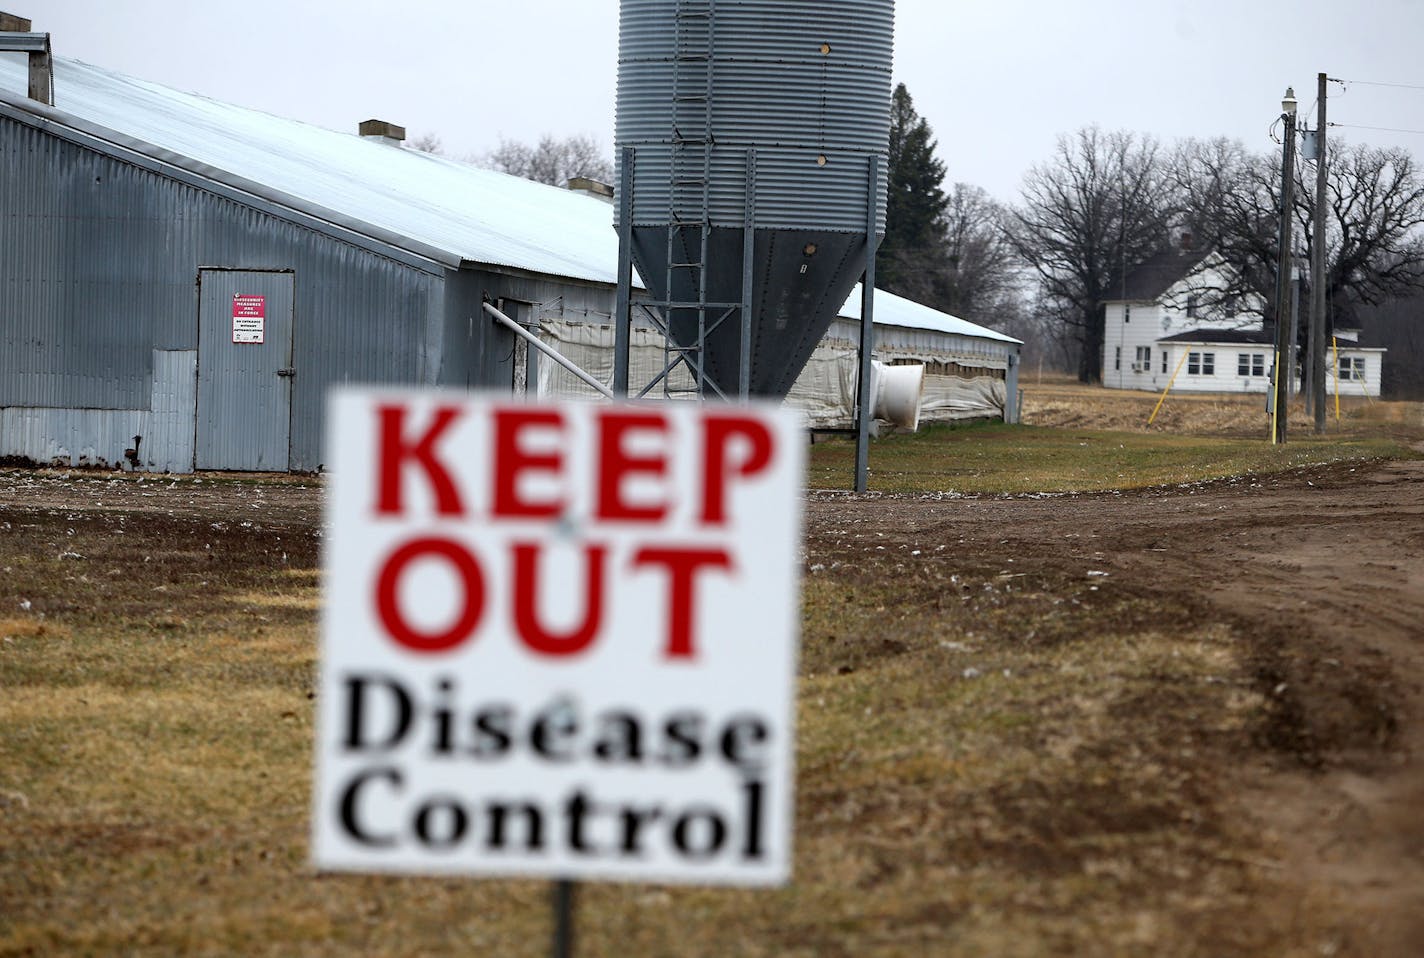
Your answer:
(372, 405), (775, 527)
(374, 537), (732, 660)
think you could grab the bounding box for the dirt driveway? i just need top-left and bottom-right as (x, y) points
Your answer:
(807, 453), (1424, 953)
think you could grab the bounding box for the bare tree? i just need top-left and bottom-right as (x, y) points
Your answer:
(408, 132), (444, 155)
(1359, 280), (1424, 398)
(481, 134), (613, 187)
(1312, 144), (1424, 326)
(937, 183), (1022, 323)
(1174, 139), (1424, 333)
(1170, 137), (1277, 310)
(1006, 128), (1177, 382)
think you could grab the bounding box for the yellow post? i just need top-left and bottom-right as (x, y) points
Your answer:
(1148, 349), (1192, 426)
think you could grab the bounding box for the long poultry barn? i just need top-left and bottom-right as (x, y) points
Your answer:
(0, 45), (1020, 474)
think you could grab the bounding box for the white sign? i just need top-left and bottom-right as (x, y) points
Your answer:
(313, 390), (804, 886)
(232, 294), (266, 344)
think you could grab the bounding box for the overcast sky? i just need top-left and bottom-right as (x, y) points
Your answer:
(23, 0), (1424, 201)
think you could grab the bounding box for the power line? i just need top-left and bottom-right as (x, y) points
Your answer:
(1329, 121), (1424, 136)
(1334, 78), (1424, 92)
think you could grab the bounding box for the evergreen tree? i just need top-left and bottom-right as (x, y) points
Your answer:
(879, 84), (950, 300)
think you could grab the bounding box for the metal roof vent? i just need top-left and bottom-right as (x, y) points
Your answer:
(567, 177), (615, 203)
(0, 11), (54, 106)
(358, 119), (405, 146)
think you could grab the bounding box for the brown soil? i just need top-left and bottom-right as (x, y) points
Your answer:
(3, 449), (1422, 954)
(807, 453), (1424, 954)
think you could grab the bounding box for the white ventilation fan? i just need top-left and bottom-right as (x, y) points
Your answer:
(869, 360), (925, 431)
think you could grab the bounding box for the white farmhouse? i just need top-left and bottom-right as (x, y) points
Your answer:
(1102, 243), (1385, 398)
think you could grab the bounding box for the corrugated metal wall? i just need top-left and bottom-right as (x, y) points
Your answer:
(613, 0), (894, 397)
(616, 0), (893, 231)
(0, 114), (480, 472)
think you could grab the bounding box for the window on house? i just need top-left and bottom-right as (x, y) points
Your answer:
(1236, 353), (1266, 377)
(1115, 346), (1121, 371)
(1188, 352), (1215, 376)
(1186, 295), (1199, 318)
(1124, 306), (1131, 324)
(1161, 351), (1168, 373)
(1134, 346), (1152, 370)
(1339, 357), (1366, 381)
(1201, 352), (1215, 375)
(1188, 352), (1201, 375)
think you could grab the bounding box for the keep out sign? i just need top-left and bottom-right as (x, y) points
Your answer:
(312, 390), (804, 885)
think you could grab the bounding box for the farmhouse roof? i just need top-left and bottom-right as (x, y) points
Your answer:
(1110, 247), (1214, 302)
(1158, 327), (1384, 349)
(1157, 327), (1274, 346)
(0, 54), (1018, 348)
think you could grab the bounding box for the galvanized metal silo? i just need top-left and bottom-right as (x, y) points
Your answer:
(613, 0), (894, 398)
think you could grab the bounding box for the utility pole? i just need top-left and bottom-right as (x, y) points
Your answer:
(1271, 88), (1298, 445)
(1311, 73), (1329, 433)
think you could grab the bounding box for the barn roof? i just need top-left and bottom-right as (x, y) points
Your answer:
(0, 55), (621, 279)
(840, 284), (1021, 344)
(0, 53), (1018, 347)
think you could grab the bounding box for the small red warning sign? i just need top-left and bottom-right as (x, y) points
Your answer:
(232, 294), (266, 345)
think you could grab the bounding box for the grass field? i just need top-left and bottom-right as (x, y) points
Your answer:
(809, 376), (1423, 493)
(809, 420), (1416, 494)
(3, 382), (1422, 956)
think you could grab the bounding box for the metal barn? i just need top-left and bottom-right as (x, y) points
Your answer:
(1, 47), (1020, 474)
(0, 53), (621, 472)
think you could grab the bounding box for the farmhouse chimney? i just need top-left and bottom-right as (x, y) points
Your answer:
(0, 11), (53, 106)
(358, 119), (405, 146)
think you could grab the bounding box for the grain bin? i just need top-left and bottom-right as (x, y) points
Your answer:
(614, 0), (894, 397)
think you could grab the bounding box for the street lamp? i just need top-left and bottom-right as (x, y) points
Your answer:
(1271, 87), (1298, 445)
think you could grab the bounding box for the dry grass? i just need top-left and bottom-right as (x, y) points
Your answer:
(808, 378), (1423, 494)
(3, 391), (1420, 955)
(1021, 373), (1424, 438)
(1, 508), (1312, 957)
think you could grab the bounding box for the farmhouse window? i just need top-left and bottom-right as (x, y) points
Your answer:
(1339, 356), (1366, 381)
(1188, 352), (1215, 376)
(1115, 346), (1121, 371)
(1135, 346), (1152, 368)
(1124, 306), (1131, 323)
(1237, 353), (1266, 377)
(1161, 351), (1168, 373)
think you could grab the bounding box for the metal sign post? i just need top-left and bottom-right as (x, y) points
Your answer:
(854, 158), (880, 493)
(552, 879), (575, 958)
